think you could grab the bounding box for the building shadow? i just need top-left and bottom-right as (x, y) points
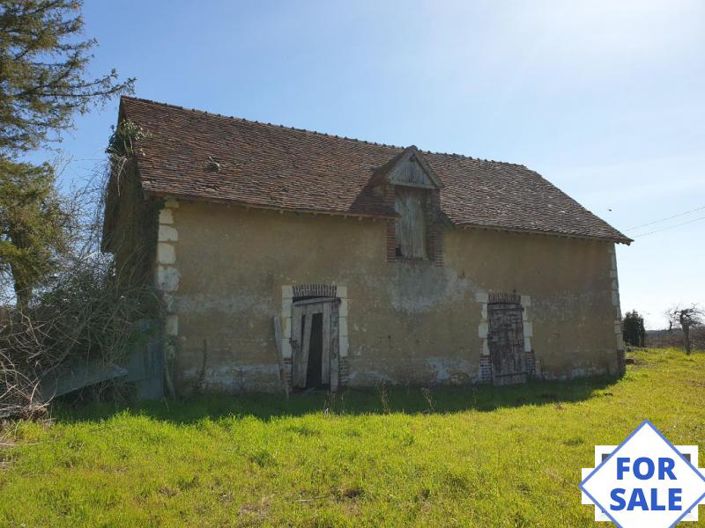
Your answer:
(53, 375), (620, 425)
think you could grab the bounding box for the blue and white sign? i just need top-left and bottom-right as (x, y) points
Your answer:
(581, 420), (705, 527)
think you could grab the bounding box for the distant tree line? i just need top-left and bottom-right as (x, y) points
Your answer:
(623, 306), (704, 354)
(666, 305), (704, 354)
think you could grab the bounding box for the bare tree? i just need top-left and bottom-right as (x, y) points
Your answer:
(666, 304), (704, 354)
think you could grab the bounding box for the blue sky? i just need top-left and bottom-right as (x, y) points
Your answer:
(45, 0), (704, 328)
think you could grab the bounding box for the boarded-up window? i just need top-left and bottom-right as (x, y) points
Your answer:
(395, 188), (427, 259)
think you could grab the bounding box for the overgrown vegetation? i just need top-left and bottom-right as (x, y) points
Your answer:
(105, 119), (147, 182)
(0, 0), (140, 418)
(0, 256), (157, 416)
(107, 120), (147, 159)
(0, 159), (72, 309)
(0, 349), (703, 527)
(0, 0), (134, 304)
(0, 118), (157, 418)
(622, 310), (646, 348)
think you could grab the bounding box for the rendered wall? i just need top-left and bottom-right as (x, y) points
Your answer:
(103, 161), (159, 288)
(158, 200), (622, 394)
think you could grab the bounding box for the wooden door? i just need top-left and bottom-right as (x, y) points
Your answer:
(487, 301), (526, 385)
(291, 298), (339, 390)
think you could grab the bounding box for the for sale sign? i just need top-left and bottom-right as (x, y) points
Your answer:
(581, 420), (705, 527)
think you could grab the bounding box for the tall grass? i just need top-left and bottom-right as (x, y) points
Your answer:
(0, 348), (703, 527)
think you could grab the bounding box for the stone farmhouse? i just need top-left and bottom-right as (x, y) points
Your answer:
(102, 96), (631, 395)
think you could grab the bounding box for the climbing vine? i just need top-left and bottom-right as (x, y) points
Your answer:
(106, 119), (147, 159)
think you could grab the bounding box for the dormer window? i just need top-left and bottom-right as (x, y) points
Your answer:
(372, 146), (444, 264)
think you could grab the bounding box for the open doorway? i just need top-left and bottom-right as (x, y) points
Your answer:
(291, 297), (339, 390)
(305, 312), (325, 389)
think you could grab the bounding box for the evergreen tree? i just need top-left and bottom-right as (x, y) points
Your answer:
(0, 159), (68, 309)
(0, 0), (133, 307)
(622, 310), (646, 348)
(0, 0), (134, 154)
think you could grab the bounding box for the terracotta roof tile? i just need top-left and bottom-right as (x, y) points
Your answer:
(120, 96), (630, 244)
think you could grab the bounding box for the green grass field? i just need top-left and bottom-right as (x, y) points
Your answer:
(1, 348), (704, 527)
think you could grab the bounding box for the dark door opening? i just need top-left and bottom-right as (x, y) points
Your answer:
(305, 313), (327, 389)
(291, 298), (338, 391)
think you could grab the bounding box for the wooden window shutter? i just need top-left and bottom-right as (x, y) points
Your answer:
(394, 188), (427, 259)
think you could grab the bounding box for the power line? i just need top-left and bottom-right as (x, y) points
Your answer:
(625, 204), (705, 231)
(632, 214), (705, 238)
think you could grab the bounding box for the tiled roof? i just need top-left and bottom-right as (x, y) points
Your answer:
(120, 96), (631, 244)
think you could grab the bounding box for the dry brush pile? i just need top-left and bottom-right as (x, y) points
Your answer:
(0, 259), (157, 418)
(0, 157), (157, 419)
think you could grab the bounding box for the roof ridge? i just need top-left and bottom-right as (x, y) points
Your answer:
(121, 95), (407, 151)
(419, 148), (526, 167)
(120, 96), (526, 167)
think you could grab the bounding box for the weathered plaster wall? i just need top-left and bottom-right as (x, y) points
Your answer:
(103, 162), (159, 288)
(162, 200), (621, 393)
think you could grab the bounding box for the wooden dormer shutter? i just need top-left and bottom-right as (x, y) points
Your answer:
(375, 146), (444, 264)
(394, 187), (427, 259)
